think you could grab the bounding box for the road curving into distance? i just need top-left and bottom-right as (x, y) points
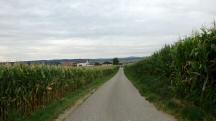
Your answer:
(64, 68), (175, 121)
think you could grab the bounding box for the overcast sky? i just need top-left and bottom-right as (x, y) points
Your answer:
(0, 0), (216, 61)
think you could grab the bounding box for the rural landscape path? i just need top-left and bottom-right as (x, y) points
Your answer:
(64, 68), (175, 121)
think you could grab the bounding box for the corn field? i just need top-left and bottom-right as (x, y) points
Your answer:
(0, 64), (118, 121)
(125, 24), (216, 117)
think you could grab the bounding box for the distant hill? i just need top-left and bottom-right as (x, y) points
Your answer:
(89, 57), (144, 64)
(1, 57), (144, 65)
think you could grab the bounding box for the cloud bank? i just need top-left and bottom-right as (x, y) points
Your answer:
(0, 0), (215, 61)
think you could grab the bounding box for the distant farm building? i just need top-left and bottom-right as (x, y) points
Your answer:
(76, 60), (90, 67)
(62, 60), (90, 67)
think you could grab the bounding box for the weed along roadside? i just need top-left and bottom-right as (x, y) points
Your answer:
(124, 24), (216, 121)
(0, 65), (118, 121)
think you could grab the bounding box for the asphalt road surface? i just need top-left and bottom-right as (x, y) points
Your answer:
(65, 68), (175, 121)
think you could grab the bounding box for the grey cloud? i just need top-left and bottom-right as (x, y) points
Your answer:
(0, 0), (216, 61)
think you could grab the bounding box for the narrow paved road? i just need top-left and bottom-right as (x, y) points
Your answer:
(65, 68), (175, 121)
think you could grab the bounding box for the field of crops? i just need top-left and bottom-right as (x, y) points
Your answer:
(125, 24), (216, 120)
(0, 64), (118, 121)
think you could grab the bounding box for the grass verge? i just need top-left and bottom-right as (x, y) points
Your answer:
(124, 68), (215, 121)
(18, 71), (117, 121)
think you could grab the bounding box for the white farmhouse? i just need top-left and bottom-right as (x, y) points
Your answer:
(77, 60), (90, 67)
